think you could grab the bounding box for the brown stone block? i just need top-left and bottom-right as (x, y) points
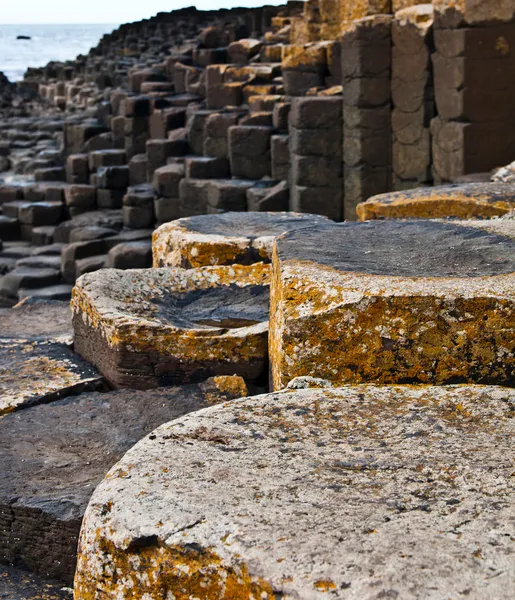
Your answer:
(431, 117), (515, 181)
(357, 181), (515, 219)
(433, 0), (515, 28)
(434, 24), (515, 59)
(343, 76), (391, 108)
(179, 179), (210, 217)
(343, 123), (391, 167)
(152, 212), (330, 269)
(291, 155), (342, 187)
(392, 130), (431, 181)
(344, 164), (391, 218)
(290, 185), (343, 220)
(72, 264), (271, 389)
(270, 219), (515, 388)
(290, 127), (342, 157)
(290, 97), (342, 129)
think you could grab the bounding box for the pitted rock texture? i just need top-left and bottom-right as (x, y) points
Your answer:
(152, 211), (331, 269)
(0, 565), (73, 600)
(75, 385), (515, 600)
(356, 183), (515, 221)
(0, 376), (247, 584)
(270, 220), (515, 390)
(0, 300), (104, 414)
(72, 264), (270, 389)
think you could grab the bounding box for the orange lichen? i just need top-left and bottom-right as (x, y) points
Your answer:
(75, 535), (276, 600)
(270, 255), (515, 390)
(357, 194), (513, 221)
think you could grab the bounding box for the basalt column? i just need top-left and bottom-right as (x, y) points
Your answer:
(342, 15), (393, 219)
(289, 97), (343, 221)
(391, 5), (435, 190)
(431, 0), (515, 182)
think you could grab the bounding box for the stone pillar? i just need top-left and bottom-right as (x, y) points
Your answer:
(289, 97), (343, 221)
(431, 0), (515, 182)
(391, 5), (434, 190)
(342, 15), (393, 220)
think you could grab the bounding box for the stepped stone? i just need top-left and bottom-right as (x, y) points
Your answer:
(0, 377), (248, 584)
(153, 212), (331, 269)
(75, 384), (515, 600)
(433, 0), (515, 27)
(357, 182), (515, 220)
(72, 264), (270, 389)
(270, 219), (515, 390)
(0, 300), (104, 414)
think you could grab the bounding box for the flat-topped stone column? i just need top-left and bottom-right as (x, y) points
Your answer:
(342, 15), (393, 219)
(357, 182), (515, 220)
(270, 219), (515, 389)
(75, 384), (515, 599)
(152, 211), (331, 269)
(72, 264), (270, 389)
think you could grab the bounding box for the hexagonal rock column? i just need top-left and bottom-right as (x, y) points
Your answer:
(152, 212), (331, 269)
(0, 301), (104, 415)
(0, 376), (248, 584)
(75, 384), (515, 599)
(72, 264), (270, 389)
(356, 182), (515, 220)
(270, 220), (515, 390)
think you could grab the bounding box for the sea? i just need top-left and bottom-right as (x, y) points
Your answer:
(0, 24), (118, 82)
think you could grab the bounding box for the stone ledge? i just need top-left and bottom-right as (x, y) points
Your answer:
(72, 264), (270, 389)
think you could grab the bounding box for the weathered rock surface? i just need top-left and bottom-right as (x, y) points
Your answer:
(0, 565), (72, 600)
(72, 264), (270, 389)
(357, 182), (515, 220)
(152, 211), (331, 269)
(270, 219), (515, 390)
(0, 376), (247, 584)
(0, 300), (104, 414)
(75, 384), (515, 600)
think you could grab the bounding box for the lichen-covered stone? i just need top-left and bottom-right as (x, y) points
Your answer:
(0, 301), (104, 415)
(72, 264), (270, 389)
(433, 0), (515, 27)
(270, 220), (515, 389)
(75, 384), (515, 599)
(152, 212), (331, 269)
(357, 182), (515, 220)
(0, 377), (247, 584)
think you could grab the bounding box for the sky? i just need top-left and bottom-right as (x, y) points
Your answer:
(0, 0), (286, 25)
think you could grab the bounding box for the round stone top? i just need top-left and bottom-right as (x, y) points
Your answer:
(276, 220), (515, 278)
(76, 384), (515, 599)
(153, 212), (331, 269)
(173, 211), (330, 238)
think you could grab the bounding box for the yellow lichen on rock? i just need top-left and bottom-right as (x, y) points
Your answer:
(357, 184), (515, 220)
(270, 221), (515, 390)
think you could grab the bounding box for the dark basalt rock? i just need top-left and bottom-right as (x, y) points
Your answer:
(0, 377), (248, 583)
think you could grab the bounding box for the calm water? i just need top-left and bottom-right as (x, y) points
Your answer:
(0, 24), (118, 82)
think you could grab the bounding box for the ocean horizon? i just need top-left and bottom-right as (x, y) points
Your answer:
(0, 24), (118, 82)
